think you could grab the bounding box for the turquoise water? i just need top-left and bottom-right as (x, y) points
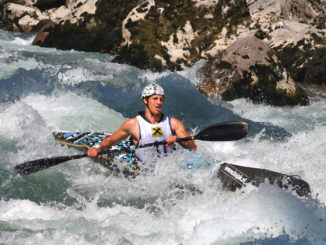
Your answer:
(1, 29), (326, 244)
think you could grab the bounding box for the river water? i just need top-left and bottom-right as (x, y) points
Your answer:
(1, 29), (326, 245)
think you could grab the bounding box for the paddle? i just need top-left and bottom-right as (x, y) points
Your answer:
(137, 121), (250, 148)
(14, 153), (88, 175)
(14, 121), (250, 175)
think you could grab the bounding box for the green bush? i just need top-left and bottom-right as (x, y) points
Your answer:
(302, 48), (326, 85)
(222, 64), (308, 106)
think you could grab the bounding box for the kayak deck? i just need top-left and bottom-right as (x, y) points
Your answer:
(53, 132), (140, 174)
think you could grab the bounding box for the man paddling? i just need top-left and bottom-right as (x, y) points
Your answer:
(88, 84), (197, 162)
(88, 83), (197, 162)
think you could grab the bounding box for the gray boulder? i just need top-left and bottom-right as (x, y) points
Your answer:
(197, 36), (309, 106)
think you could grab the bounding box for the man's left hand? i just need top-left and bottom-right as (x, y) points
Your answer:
(166, 135), (177, 146)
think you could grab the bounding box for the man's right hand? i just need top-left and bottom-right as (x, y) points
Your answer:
(88, 147), (100, 158)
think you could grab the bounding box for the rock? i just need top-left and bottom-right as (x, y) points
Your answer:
(1, 0), (325, 104)
(197, 58), (242, 98)
(1, 3), (40, 31)
(32, 21), (53, 45)
(1, 3), (44, 31)
(113, 0), (250, 71)
(247, 0), (326, 50)
(30, 0), (139, 52)
(197, 36), (309, 106)
(245, 0), (326, 90)
(248, 0), (326, 29)
(0, 0), (98, 32)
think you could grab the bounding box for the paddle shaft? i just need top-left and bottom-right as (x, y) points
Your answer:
(136, 137), (194, 149)
(14, 147), (129, 175)
(14, 153), (88, 175)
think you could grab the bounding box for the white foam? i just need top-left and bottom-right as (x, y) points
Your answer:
(138, 69), (171, 84)
(57, 57), (132, 85)
(0, 58), (40, 79)
(21, 92), (125, 131)
(0, 100), (46, 140)
(183, 184), (324, 244)
(177, 60), (206, 85)
(0, 92), (125, 140)
(0, 199), (62, 221)
(11, 35), (35, 46)
(229, 98), (326, 132)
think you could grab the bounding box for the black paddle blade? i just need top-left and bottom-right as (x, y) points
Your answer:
(14, 154), (88, 175)
(195, 121), (250, 141)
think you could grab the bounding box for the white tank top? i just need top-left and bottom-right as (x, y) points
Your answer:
(135, 114), (175, 162)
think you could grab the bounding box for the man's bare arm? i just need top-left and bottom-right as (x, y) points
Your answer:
(88, 118), (137, 157)
(168, 118), (197, 151)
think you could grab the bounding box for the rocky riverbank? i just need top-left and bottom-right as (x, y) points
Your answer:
(1, 0), (325, 106)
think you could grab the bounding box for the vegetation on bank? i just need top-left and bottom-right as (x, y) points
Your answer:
(222, 64), (309, 106)
(275, 40), (326, 86)
(114, 0), (250, 71)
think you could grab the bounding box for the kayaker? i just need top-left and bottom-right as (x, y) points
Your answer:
(88, 83), (197, 162)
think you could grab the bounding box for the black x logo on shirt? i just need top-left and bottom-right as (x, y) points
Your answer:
(152, 127), (163, 137)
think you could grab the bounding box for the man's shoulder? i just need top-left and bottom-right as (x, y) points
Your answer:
(170, 117), (185, 129)
(123, 117), (138, 125)
(170, 116), (181, 123)
(124, 117), (140, 138)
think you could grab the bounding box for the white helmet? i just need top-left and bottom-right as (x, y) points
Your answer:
(141, 84), (164, 99)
